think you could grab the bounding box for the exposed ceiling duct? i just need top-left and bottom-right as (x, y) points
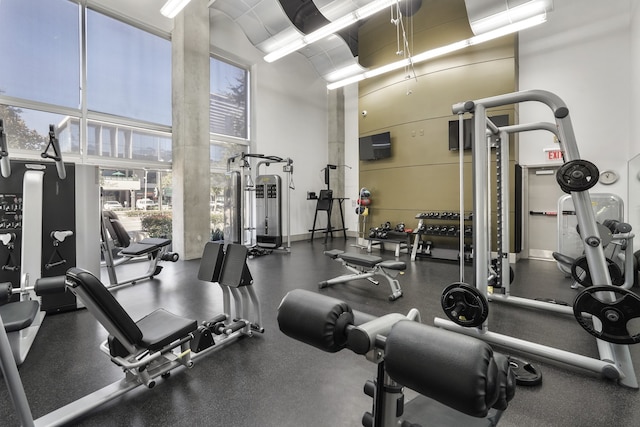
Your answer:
(210, 0), (422, 82)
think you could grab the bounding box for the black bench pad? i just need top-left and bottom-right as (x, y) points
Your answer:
(379, 261), (407, 271)
(138, 308), (197, 351)
(121, 238), (171, 256)
(0, 301), (39, 332)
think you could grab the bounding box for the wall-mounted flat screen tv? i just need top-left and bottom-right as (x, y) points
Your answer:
(448, 114), (509, 151)
(359, 131), (391, 160)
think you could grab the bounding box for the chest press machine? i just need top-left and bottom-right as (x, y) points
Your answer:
(278, 289), (516, 427)
(320, 249), (405, 301)
(0, 242), (263, 426)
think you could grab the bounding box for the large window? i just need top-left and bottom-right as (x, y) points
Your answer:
(0, 0), (80, 108)
(210, 57), (249, 140)
(87, 10), (172, 126)
(1, 105), (80, 154)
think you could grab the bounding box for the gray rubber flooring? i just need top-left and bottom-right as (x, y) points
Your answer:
(1, 238), (639, 426)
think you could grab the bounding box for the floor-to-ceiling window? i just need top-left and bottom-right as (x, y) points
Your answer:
(209, 55), (250, 240)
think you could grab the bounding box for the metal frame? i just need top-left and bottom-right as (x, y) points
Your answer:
(0, 245), (263, 426)
(434, 89), (638, 389)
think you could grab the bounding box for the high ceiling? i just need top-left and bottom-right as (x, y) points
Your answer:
(88, 0), (422, 81)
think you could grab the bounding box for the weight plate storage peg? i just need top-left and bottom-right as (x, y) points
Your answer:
(573, 286), (640, 344)
(556, 159), (599, 193)
(441, 282), (489, 328)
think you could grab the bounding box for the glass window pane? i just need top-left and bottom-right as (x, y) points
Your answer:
(87, 120), (171, 162)
(0, 104), (80, 154)
(0, 0), (80, 108)
(87, 10), (171, 125)
(210, 57), (248, 139)
(210, 140), (246, 170)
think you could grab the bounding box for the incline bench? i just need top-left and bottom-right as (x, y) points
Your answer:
(320, 249), (405, 301)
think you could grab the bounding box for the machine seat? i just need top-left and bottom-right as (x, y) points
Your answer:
(65, 268), (197, 354)
(138, 309), (198, 351)
(0, 301), (39, 333)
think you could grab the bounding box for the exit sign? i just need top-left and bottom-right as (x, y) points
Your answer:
(547, 150), (563, 160)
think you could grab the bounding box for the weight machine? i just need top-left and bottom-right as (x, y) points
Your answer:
(434, 90), (640, 389)
(0, 242), (263, 426)
(0, 123), (80, 364)
(278, 289), (516, 427)
(225, 153), (294, 252)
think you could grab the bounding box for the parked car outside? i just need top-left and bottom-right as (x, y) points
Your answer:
(103, 201), (123, 210)
(136, 198), (158, 210)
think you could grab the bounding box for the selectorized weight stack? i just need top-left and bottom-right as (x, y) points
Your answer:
(225, 153), (293, 251)
(255, 174), (282, 249)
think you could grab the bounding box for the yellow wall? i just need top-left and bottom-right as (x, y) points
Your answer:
(357, 0), (519, 250)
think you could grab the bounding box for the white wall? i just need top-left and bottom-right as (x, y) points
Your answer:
(210, 11), (331, 239)
(518, 0), (634, 214)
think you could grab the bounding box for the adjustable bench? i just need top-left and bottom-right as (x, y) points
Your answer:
(321, 249), (405, 301)
(278, 289), (516, 426)
(101, 210), (179, 288)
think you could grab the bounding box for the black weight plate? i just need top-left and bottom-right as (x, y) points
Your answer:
(573, 286), (640, 344)
(556, 159), (599, 193)
(490, 259), (515, 288)
(441, 282), (489, 328)
(507, 356), (542, 386)
(571, 256), (623, 287)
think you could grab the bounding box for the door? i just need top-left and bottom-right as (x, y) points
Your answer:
(525, 167), (564, 260)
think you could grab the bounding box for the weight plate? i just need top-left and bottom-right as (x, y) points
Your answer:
(573, 286), (640, 344)
(556, 159), (599, 193)
(507, 356), (542, 386)
(570, 256), (624, 287)
(489, 259), (515, 288)
(441, 282), (489, 328)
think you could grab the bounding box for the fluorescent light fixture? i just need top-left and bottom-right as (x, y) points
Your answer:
(327, 13), (546, 90)
(160, 0), (193, 18)
(470, 0), (550, 35)
(264, 0), (402, 63)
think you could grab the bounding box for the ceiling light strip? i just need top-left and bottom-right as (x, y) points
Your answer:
(264, 0), (402, 63)
(327, 13), (546, 90)
(160, 0), (193, 18)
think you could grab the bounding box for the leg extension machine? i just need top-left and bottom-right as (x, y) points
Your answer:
(278, 289), (515, 427)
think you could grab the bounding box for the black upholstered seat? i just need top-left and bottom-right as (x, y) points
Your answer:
(65, 268), (197, 353)
(0, 300), (39, 333)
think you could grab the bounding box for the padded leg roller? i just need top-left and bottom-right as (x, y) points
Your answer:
(384, 320), (511, 418)
(277, 289), (353, 353)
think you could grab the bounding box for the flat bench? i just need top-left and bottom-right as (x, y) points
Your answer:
(320, 250), (405, 301)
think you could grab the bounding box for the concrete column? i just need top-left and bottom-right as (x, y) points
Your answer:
(328, 87), (346, 228)
(171, 0), (210, 260)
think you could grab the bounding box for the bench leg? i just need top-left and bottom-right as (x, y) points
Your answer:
(319, 271), (378, 288)
(379, 267), (404, 301)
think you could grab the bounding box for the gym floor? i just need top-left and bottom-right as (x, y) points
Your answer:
(1, 238), (639, 426)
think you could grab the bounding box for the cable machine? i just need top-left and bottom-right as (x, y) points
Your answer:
(225, 153), (294, 253)
(435, 89), (639, 389)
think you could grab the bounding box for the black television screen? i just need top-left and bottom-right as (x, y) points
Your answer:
(359, 132), (391, 160)
(448, 115), (509, 151)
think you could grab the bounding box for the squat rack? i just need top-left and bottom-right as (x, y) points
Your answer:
(435, 89), (638, 389)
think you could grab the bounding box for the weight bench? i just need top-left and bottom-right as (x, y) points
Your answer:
(278, 289), (516, 426)
(101, 210), (179, 289)
(321, 249), (405, 301)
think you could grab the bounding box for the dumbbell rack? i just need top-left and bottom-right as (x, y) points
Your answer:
(411, 212), (473, 262)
